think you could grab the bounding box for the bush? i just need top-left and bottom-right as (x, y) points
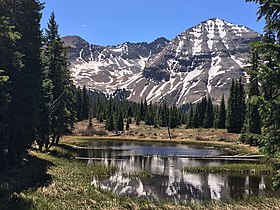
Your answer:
(240, 133), (262, 146)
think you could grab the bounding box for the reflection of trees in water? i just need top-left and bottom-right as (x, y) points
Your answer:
(87, 153), (272, 202)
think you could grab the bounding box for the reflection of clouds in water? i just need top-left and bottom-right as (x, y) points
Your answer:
(85, 141), (271, 202)
(90, 155), (270, 203)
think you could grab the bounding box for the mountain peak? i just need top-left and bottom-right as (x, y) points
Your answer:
(65, 19), (261, 106)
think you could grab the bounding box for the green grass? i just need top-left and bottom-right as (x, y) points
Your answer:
(184, 163), (275, 175)
(1, 144), (279, 210)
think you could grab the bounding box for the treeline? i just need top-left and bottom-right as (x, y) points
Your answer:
(75, 89), (188, 131)
(76, 79), (242, 134)
(0, 0), (75, 164)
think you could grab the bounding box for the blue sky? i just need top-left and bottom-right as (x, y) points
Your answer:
(40, 0), (264, 46)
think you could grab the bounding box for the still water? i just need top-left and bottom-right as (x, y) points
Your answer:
(78, 140), (274, 203)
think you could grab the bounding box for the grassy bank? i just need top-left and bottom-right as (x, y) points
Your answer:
(184, 163), (275, 175)
(0, 142), (279, 209)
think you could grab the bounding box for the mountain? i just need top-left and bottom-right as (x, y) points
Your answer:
(62, 18), (261, 105)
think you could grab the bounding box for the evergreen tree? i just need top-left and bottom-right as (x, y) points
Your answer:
(213, 105), (219, 129)
(0, 14), (21, 161)
(193, 104), (200, 128)
(242, 50), (261, 140)
(116, 110), (124, 131)
(236, 79), (246, 131)
(36, 62), (53, 151)
(106, 115), (115, 131)
(198, 97), (207, 127)
(203, 96), (214, 128)
(169, 105), (178, 129)
(227, 79), (246, 133)
(44, 12), (76, 146)
(187, 105), (194, 128)
(245, 0), (280, 156)
(81, 85), (89, 120)
(145, 102), (154, 125)
(217, 94), (226, 129)
(5, 0), (43, 160)
(75, 87), (83, 121)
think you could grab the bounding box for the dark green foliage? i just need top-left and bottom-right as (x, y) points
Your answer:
(106, 115), (115, 131)
(145, 102), (155, 126)
(116, 110), (124, 131)
(240, 132), (262, 146)
(159, 102), (169, 127)
(187, 105), (193, 128)
(243, 51), (261, 139)
(75, 87), (83, 121)
(217, 94), (226, 129)
(203, 97), (214, 128)
(245, 0), (280, 158)
(44, 12), (76, 146)
(2, 0), (44, 160)
(81, 85), (89, 120)
(36, 65), (53, 151)
(0, 15), (21, 161)
(169, 105), (178, 129)
(227, 79), (246, 133)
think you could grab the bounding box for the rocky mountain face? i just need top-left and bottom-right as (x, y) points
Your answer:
(62, 18), (261, 105)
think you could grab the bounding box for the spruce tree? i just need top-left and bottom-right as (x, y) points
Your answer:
(5, 0), (43, 160)
(217, 94), (226, 129)
(75, 87), (83, 121)
(106, 115), (115, 131)
(203, 96), (214, 128)
(187, 105), (194, 128)
(116, 110), (124, 131)
(0, 14), (21, 161)
(245, 0), (279, 156)
(227, 79), (246, 133)
(227, 80), (238, 133)
(37, 62), (53, 151)
(81, 85), (89, 120)
(44, 12), (76, 146)
(169, 105), (178, 129)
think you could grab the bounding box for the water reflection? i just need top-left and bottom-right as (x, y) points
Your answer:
(79, 140), (274, 202)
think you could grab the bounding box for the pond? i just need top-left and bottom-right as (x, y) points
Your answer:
(78, 140), (275, 203)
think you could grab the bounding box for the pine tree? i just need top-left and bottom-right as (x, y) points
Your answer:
(106, 115), (115, 131)
(242, 50), (261, 142)
(37, 62), (53, 151)
(81, 85), (89, 120)
(145, 102), (154, 125)
(198, 97), (207, 127)
(213, 105), (219, 129)
(193, 104), (200, 128)
(5, 0), (43, 160)
(203, 96), (214, 128)
(116, 110), (124, 131)
(245, 0), (279, 156)
(169, 105), (178, 129)
(236, 79), (246, 132)
(227, 79), (246, 133)
(0, 14), (21, 161)
(44, 12), (76, 146)
(187, 105), (194, 128)
(75, 87), (83, 121)
(217, 94), (226, 129)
